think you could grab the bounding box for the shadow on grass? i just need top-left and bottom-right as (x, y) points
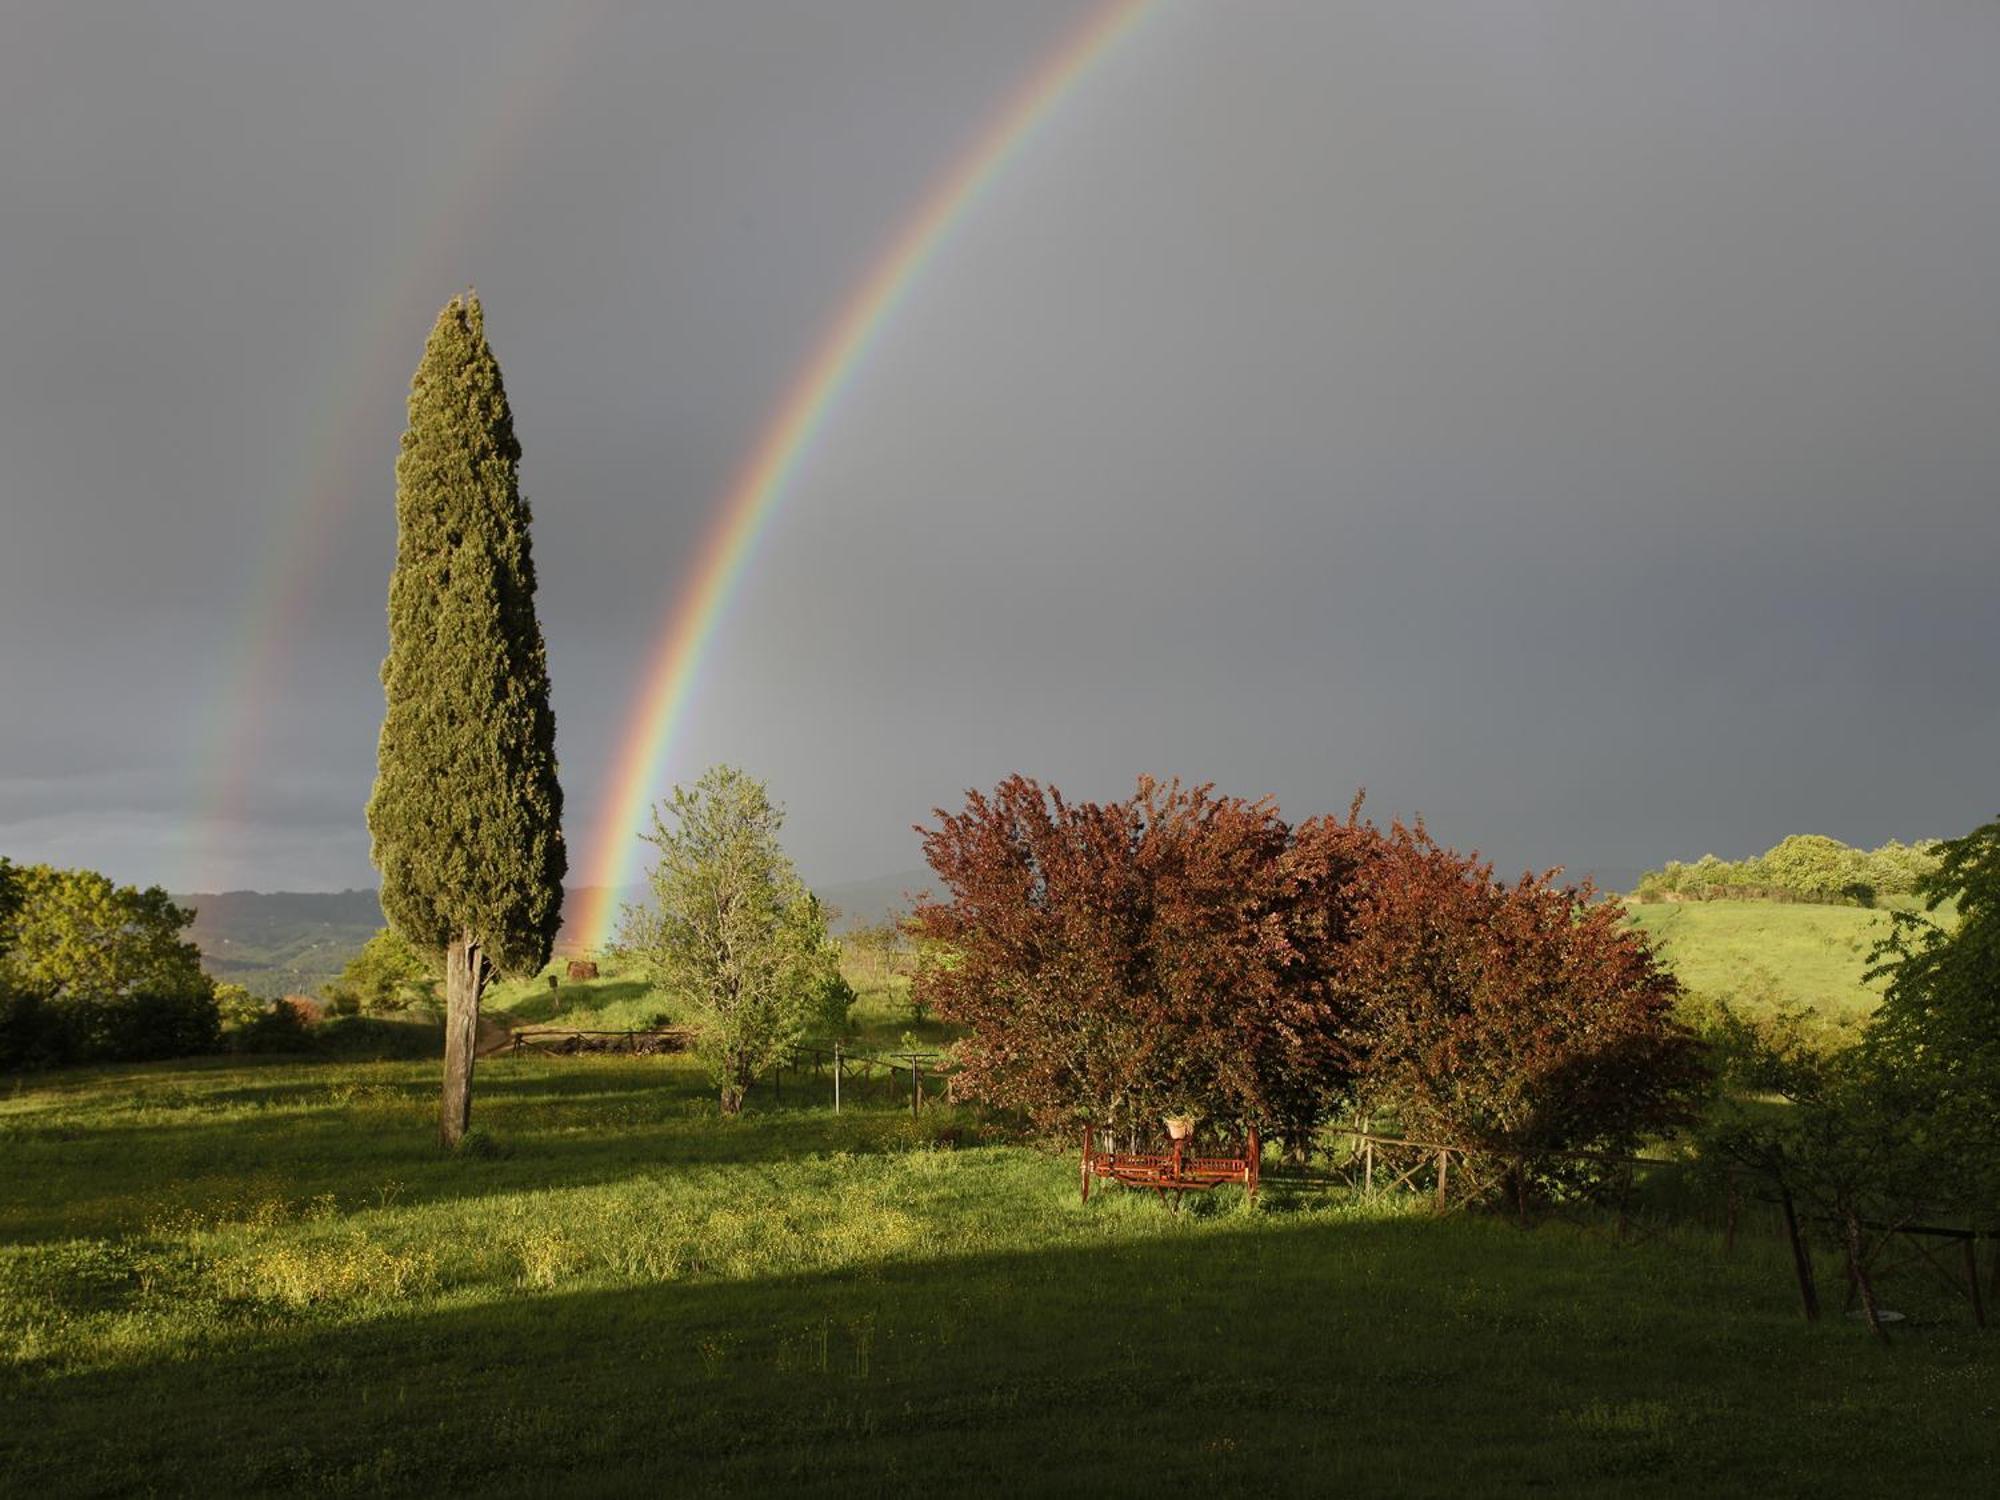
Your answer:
(5, 1210), (1993, 1498)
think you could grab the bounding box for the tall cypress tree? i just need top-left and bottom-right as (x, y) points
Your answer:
(368, 292), (564, 1147)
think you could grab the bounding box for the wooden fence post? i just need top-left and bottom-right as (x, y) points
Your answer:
(833, 1041), (842, 1115)
(1436, 1149), (1450, 1212)
(1964, 1237), (1986, 1329)
(1780, 1187), (1820, 1322)
(1843, 1209), (1887, 1342)
(1364, 1138), (1374, 1194)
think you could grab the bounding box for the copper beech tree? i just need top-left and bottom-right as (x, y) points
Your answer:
(911, 776), (1361, 1154)
(1333, 819), (1704, 1159)
(912, 777), (1701, 1161)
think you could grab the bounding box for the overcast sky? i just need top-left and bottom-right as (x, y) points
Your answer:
(2, 0), (1996, 895)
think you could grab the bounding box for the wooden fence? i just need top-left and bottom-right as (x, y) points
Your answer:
(500, 1027), (950, 1118)
(1324, 1127), (1997, 1331)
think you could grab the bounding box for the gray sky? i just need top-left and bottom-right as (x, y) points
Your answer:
(2, 0), (1996, 895)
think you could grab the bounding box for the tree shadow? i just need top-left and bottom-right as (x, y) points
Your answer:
(7, 1213), (1990, 1497)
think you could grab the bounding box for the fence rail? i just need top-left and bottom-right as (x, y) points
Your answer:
(1320, 1126), (1997, 1331)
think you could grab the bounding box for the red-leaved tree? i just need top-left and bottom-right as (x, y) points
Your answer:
(913, 776), (1356, 1144)
(1333, 819), (1702, 1158)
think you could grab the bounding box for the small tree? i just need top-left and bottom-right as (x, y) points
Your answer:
(329, 928), (439, 1014)
(1865, 816), (2000, 1199)
(366, 292), (565, 1147)
(617, 767), (843, 1114)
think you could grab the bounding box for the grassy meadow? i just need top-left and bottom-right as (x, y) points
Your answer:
(1623, 898), (1919, 1027)
(4, 957), (1997, 1496)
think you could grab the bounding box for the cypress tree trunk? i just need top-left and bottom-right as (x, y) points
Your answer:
(441, 934), (484, 1147)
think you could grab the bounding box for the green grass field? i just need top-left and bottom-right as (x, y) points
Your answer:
(1623, 898), (1923, 1026)
(5, 962), (1996, 1497)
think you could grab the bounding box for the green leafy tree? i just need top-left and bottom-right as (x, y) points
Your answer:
(0, 857), (19, 939)
(366, 292), (565, 1147)
(212, 982), (265, 1031)
(616, 767), (842, 1114)
(1760, 834), (1867, 903)
(0, 864), (209, 1002)
(1865, 816), (2000, 1196)
(330, 928), (439, 1014)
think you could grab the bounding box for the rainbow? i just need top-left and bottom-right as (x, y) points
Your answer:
(577, 0), (1159, 950)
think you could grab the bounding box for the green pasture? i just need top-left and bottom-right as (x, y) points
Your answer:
(485, 950), (952, 1056)
(5, 1011), (1995, 1496)
(1623, 899), (1920, 1025)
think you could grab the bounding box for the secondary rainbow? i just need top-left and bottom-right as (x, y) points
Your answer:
(190, 5), (605, 894)
(577, 0), (1158, 949)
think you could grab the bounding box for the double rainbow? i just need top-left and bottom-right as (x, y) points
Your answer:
(576, 0), (1158, 950)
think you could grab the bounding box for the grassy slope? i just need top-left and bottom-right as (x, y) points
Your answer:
(1623, 899), (1917, 1024)
(3, 1011), (1995, 1497)
(484, 951), (955, 1058)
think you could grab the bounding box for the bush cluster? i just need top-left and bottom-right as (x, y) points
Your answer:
(1635, 834), (1939, 906)
(0, 989), (221, 1069)
(913, 777), (1702, 1161)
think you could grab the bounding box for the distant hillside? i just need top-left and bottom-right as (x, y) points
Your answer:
(814, 868), (936, 931)
(176, 888), (383, 996)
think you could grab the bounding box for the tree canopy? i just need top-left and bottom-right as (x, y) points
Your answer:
(914, 777), (1701, 1160)
(0, 864), (208, 1003)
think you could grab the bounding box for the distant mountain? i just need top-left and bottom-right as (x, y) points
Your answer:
(813, 868), (937, 931)
(175, 888), (383, 996)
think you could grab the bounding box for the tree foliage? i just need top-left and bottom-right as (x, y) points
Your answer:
(1333, 821), (1702, 1157)
(912, 777), (1363, 1144)
(365, 292), (564, 1144)
(617, 767), (845, 1114)
(0, 863), (219, 1068)
(914, 778), (1700, 1162)
(1636, 834), (1939, 906)
(328, 928), (439, 1015)
(0, 864), (209, 1002)
(1863, 815), (2000, 1193)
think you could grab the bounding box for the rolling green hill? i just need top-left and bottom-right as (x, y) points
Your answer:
(1622, 897), (1922, 1025)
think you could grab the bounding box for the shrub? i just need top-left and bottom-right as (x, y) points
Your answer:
(0, 989), (220, 1069)
(104, 990), (222, 1061)
(231, 1000), (319, 1055)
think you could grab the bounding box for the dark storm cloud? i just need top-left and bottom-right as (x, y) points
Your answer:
(1, 1), (1995, 893)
